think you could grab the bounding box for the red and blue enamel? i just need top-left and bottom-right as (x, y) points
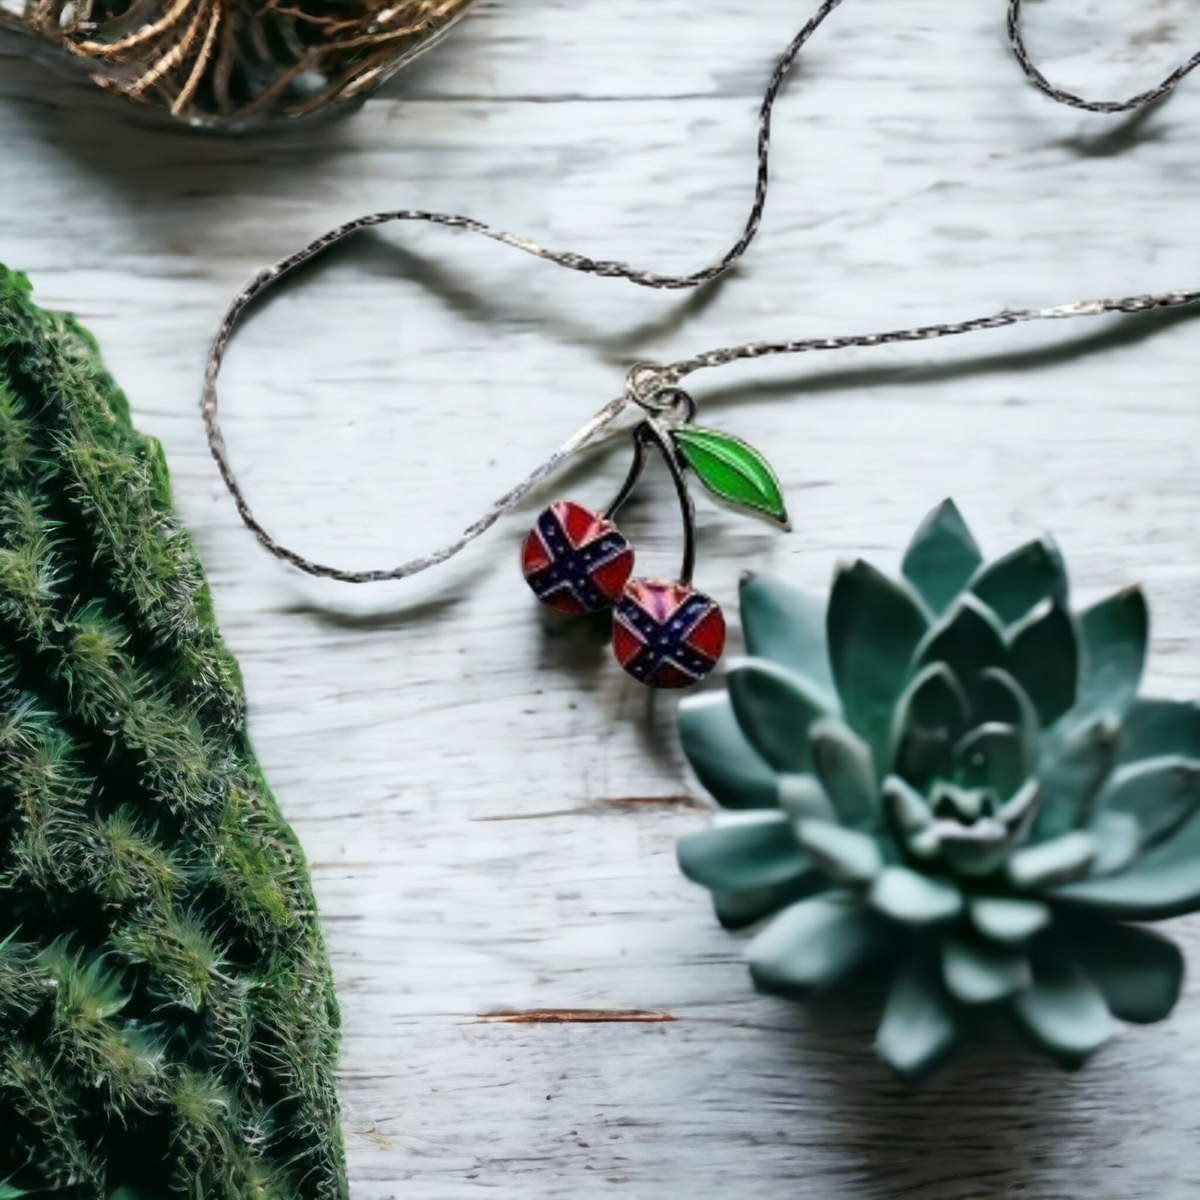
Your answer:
(612, 579), (726, 688)
(521, 501), (635, 615)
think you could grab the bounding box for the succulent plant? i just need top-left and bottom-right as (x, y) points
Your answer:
(0, 265), (344, 1196)
(677, 500), (1200, 1080)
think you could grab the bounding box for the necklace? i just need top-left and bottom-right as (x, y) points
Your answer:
(201, 0), (1200, 686)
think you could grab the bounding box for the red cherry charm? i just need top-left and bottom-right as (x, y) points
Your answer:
(522, 501), (635, 615)
(612, 579), (726, 688)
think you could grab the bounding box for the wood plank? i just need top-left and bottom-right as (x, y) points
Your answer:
(4, 1), (1200, 1195)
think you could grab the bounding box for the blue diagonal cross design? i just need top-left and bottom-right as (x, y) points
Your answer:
(618, 592), (716, 684)
(527, 507), (629, 612)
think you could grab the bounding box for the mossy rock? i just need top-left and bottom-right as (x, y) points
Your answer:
(0, 266), (345, 1197)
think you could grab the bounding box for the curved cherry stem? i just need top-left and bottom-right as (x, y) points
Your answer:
(603, 429), (649, 522)
(605, 421), (697, 587)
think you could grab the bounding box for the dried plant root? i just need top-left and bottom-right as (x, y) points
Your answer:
(6, 0), (473, 127)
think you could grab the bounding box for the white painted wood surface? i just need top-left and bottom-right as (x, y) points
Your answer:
(5, 2), (1200, 1195)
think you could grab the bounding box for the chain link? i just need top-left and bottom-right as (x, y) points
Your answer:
(204, 0), (1200, 584)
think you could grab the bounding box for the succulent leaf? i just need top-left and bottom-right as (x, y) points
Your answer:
(1067, 920), (1184, 1025)
(827, 560), (929, 771)
(901, 499), (983, 616)
(794, 819), (883, 884)
(1054, 804), (1200, 919)
(1008, 830), (1097, 889)
(976, 666), (1040, 736)
(869, 867), (962, 926)
(875, 948), (959, 1083)
(897, 662), (971, 735)
(941, 934), (1031, 1004)
(1012, 954), (1115, 1064)
(739, 573), (837, 701)
(672, 426), (789, 528)
(969, 536), (1068, 627)
(1077, 587), (1149, 722)
(1088, 810), (1141, 877)
(967, 897), (1050, 944)
(996, 777), (1040, 829)
(953, 721), (1032, 800)
(890, 663), (971, 788)
(727, 658), (829, 774)
(678, 692), (778, 810)
(1118, 698), (1200, 765)
(809, 718), (879, 830)
(1007, 600), (1079, 728)
(915, 595), (1008, 713)
(1034, 718), (1118, 841)
(712, 877), (831, 930)
(746, 892), (894, 997)
(882, 775), (934, 836)
(778, 773), (836, 822)
(677, 814), (812, 893)
(1090, 755), (1200, 848)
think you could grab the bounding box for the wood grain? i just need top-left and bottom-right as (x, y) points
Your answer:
(4, 1), (1200, 1196)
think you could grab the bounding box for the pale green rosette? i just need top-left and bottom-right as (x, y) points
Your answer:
(678, 500), (1197, 1080)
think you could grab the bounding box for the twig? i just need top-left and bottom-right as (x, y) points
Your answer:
(170, 0), (222, 115)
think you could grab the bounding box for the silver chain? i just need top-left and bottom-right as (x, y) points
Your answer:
(203, 0), (1200, 584)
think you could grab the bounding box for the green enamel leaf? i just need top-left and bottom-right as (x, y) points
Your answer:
(901, 499), (983, 615)
(672, 425), (790, 528)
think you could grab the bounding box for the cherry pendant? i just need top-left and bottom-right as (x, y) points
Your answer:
(613, 579), (726, 689)
(521, 500), (635, 615)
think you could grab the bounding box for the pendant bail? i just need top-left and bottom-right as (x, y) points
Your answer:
(624, 361), (697, 428)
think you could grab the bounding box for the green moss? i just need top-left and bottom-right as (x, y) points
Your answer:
(0, 267), (346, 1198)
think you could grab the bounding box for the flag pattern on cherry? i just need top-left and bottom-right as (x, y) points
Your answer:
(613, 579), (726, 689)
(521, 501), (635, 615)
